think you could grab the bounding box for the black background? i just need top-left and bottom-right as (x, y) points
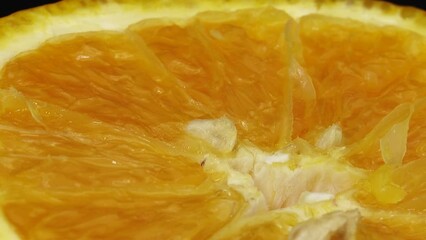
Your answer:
(0, 1), (425, 18)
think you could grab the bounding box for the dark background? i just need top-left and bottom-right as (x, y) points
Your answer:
(0, 0), (425, 18)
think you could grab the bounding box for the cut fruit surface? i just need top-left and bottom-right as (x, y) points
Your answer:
(1, 0), (426, 239)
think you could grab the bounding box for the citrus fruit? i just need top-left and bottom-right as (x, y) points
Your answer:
(1, 0), (426, 239)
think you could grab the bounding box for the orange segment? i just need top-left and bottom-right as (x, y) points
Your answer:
(1, 32), (205, 142)
(355, 159), (426, 240)
(131, 8), (293, 149)
(299, 14), (426, 169)
(0, 87), (242, 239)
(4, 190), (241, 240)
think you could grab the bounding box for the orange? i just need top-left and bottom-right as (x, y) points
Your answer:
(0, 0), (426, 239)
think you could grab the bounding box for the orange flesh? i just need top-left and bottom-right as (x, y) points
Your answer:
(1, 7), (426, 239)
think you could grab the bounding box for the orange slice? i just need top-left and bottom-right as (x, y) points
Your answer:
(0, 1), (426, 239)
